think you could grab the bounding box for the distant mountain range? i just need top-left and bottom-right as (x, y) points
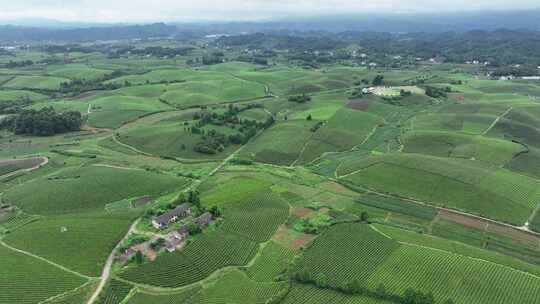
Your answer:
(1, 10), (539, 42)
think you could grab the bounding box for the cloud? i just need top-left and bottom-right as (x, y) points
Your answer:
(0, 0), (538, 22)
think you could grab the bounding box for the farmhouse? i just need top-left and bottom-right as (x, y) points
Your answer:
(152, 203), (191, 229)
(194, 212), (213, 228)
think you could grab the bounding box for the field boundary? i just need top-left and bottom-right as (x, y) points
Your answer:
(0, 240), (92, 280)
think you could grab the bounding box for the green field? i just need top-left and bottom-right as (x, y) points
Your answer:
(4, 212), (137, 276)
(295, 223), (540, 304)
(3, 166), (189, 214)
(0, 244), (88, 304)
(3, 75), (69, 91)
(340, 153), (540, 225)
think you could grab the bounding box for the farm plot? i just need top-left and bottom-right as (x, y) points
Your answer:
(47, 64), (112, 81)
(221, 191), (289, 242)
(96, 279), (133, 304)
(159, 78), (266, 108)
(190, 269), (286, 304)
(200, 176), (273, 206)
(2, 166), (188, 215)
(402, 131), (525, 166)
(3, 75), (69, 91)
(366, 244), (540, 304)
(239, 119), (316, 166)
(340, 153), (540, 225)
(119, 230), (258, 287)
(296, 107), (383, 165)
(0, 89), (48, 102)
(282, 283), (391, 304)
(375, 224), (540, 277)
(293, 223), (399, 288)
(0, 244), (87, 304)
(3, 212), (137, 276)
(116, 119), (239, 159)
(127, 287), (200, 304)
(487, 116), (540, 148)
(413, 113), (497, 135)
(245, 241), (295, 282)
(0, 157), (46, 176)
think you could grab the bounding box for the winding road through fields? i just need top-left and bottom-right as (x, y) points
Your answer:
(86, 218), (140, 304)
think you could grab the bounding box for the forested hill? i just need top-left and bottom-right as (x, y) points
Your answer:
(0, 23), (183, 42)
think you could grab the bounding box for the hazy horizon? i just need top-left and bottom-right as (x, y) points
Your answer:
(0, 0), (539, 23)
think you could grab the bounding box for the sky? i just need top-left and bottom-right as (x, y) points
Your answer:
(0, 0), (539, 23)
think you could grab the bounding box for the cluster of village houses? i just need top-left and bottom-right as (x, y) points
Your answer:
(118, 203), (213, 264)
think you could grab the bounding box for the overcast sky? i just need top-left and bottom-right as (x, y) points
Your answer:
(0, 0), (539, 22)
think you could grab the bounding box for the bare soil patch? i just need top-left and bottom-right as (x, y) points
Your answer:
(132, 195), (154, 208)
(439, 210), (487, 230)
(440, 209), (540, 245)
(271, 225), (315, 250)
(346, 98), (371, 110)
(488, 223), (540, 245)
(291, 207), (313, 217)
(133, 242), (157, 261)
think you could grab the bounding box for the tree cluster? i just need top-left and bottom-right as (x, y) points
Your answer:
(288, 94), (311, 103)
(292, 270), (453, 304)
(0, 107), (82, 136)
(424, 86), (450, 99)
(190, 105), (274, 155)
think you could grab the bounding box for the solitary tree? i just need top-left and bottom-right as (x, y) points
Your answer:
(360, 211), (369, 223)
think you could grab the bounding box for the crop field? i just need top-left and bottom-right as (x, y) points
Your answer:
(296, 107), (383, 164)
(282, 284), (392, 304)
(0, 244), (88, 304)
(116, 118), (239, 159)
(294, 223), (400, 287)
(366, 244), (540, 304)
(190, 269), (287, 304)
(221, 191), (289, 242)
(245, 241), (295, 281)
(239, 119), (317, 165)
(3, 212), (137, 276)
(340, 153), (540, 225)
(2, 75), (69, 91)
(127, 288), (200, 304)
(46, 64), (113, 81)
(296, 223), (540, 304)
(96, 279), (133, 304)
(2, 166), (188, 214)
(402, 130), (525, 166)
(0, 89), (48, 102)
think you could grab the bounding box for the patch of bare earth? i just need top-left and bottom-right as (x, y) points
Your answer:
(133, 242), (157, 261)
(291, 207), (313, 217)
(290, 234), (316, 250)
(439, 210), (487, 230)
(346, 98), (371, 110)
(271, 225), (316, 251)
(440, 209), (540, 245)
